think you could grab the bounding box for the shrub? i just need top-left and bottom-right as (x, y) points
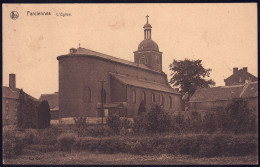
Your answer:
(134, 104), (171, 134)
(37, 100), (51, 129)
(26, 144), (57, 152)
(3, 127), (25, 158)
(24, 128), (38, 145)
(106, 114), (121, 134)
(86, 125), (114, 137)
(73, 117), (87, 137)
(57, 133), (78, 152)
(34, 127), (58, 145)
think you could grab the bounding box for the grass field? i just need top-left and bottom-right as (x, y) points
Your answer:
(3, 151), (258, 165)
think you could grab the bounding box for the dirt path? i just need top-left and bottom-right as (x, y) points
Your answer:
(4, 151), (258, 165)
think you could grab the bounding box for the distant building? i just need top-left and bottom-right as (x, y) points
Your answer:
(224, 67), (257, 86)
(2, 74), (38, 125)
(57, 16), (183, 123)
(189, 81), (258, 115)
(39, 92), (59, 121)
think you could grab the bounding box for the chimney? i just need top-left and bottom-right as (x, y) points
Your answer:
(233, 68), (238, 74)
(9, 74), (16, 90)
(243, 67), (248, 72)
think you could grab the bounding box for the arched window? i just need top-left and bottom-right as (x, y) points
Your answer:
(160, 94), (164, 106)
(83, 86), (91, 102)
(151, 93), (155, 103)
(145, 57), (148, 64)
(101, 89), (106, 104)
(169, 96), (172, 108)
(142, 91), (146, 104)
(132, 90), (136, 104)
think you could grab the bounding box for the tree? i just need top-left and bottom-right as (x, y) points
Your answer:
(37, 100), (51, 129)
(169, 59), (215, 100)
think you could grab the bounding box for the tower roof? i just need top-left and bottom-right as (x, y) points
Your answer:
(138, 39), (159, 51)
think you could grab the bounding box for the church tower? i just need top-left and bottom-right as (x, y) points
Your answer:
(134, 15), (162, 72)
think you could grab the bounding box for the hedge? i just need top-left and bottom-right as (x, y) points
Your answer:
(73, 134), (258, 157)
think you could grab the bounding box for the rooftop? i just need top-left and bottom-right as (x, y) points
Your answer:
(58, 47), (161, 74)
(111, 73), (180, 95)
(189, 81), (258, 102)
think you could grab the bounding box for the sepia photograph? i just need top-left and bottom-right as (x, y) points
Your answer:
(2, 3), (258, 165)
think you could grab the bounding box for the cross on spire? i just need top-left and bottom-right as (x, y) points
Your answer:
(146, 15), (149, 23)
(79, 41), (81, 48)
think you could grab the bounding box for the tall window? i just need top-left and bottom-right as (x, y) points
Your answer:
(132, 90), (136, 104)
(160, 94), (164, 106)
(151, 93), (155, 103)
(101, 89), (106, 104)
(156, 56), (159, 64)
(83, 86), (91, 102)
(142, 91), (146, 104)
(169, 96), (172, 108)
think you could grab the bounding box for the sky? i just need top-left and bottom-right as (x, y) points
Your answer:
(2, 3), (258, 99)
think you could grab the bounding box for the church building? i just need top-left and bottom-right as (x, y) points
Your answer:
(57, 16), (182, 123)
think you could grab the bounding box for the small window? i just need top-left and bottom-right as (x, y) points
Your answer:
(151, 93), (155, 103)
(6, 106), (9, 111)
(142, 91), (146, 104)
(239, 77), (242, 82)
(160, 95), (164, 106)
(145, 57), (148, 64)
(6, 100), (8, 104)
(169, 96), (172, 108)
(132, 90), (136, 104)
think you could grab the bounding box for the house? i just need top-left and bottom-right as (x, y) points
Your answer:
(224, 67), (257, 86)
(57, 16), (183, 124)
(189, 81), (258, 116)
(2, 74), (38, 125)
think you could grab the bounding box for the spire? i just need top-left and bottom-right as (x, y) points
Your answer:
(146, 15), (149, 24)
(143, 15), (152, 40)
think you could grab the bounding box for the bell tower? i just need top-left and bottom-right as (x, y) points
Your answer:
(134, 15), (162, 72)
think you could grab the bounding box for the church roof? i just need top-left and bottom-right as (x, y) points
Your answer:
(189, 81), (258, 102)
(59, 47), (161, 73)
(111, 73), (181, 95)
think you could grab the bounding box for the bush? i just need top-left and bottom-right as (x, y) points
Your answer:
(72, 133), (257, 157)
(134, 104), (171, 134)
(73, 117), (87, 137)
(26, 144), (57, 152)
(34, 127), (58, 145)
(57, 133), (78, 152)
(3, 126), (25, 158)
(86, 125), (114, 137)
(106, 114), (121, 134)
(24, 128), (38, 145)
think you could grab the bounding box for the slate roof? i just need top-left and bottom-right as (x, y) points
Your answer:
(2, 86), (38, 101)
(189, 81), (258, 102)
(111, 73), (180, 95)
(240, 82), (258, 98)
(58, 47), (160, 73)
(39, 92), (59, 109)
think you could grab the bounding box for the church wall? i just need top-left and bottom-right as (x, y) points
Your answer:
(58, 55), (181, 119)
(110, 76), (127, 102)
(126, 85), (182, 117)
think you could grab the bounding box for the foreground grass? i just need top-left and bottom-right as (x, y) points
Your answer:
(4, 151), (258, 165)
